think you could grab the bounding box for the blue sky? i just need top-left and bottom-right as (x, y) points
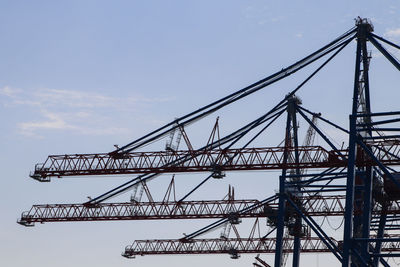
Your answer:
(1, 1), (400, 267)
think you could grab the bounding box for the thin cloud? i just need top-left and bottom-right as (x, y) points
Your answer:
(2, 86), (173, 137)
(270, 16), (285, 23)
(76, 126), (131, 136)
(0, 86), (21, 98)
(33, 88), (123, 108)
(389, 5), (397, 14)
(17, 109), (131, 137)
(18, 110), (75, 136)
(385, 28), (400, 37)
(1, 87), (173, 109)
(243, 5), (285, 25)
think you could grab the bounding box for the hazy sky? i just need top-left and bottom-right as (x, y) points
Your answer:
(1, 1), (400, 267)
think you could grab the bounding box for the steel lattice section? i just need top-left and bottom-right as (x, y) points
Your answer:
(31, 140), (400, 181)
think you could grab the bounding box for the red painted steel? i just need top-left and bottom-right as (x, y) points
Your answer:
(31, 146), (339, 181)
(18, 199), (261, 225)
(30, 140), (400, 182)
(20, 194), (400, 225)
(122, 235), (400, 258)
(18, 195), (347, 225)
(122, 237), (340, 257)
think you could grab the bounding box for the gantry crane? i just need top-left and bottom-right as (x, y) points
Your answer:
(19, 18), (400, 266)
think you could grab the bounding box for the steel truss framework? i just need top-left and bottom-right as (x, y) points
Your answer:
(19, 18), (400, 267)
(17, 194), (400, 226)
(30, 140), (400, 181)
(121, 236), (400, 258)
(122, 237), (343, 257)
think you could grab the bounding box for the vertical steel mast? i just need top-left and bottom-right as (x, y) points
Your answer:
(342, 18), (374, 267)
(274, 96), (304, 267)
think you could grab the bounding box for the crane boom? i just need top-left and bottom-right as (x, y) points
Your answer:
(18, 199), (261, 226)
(19, 194), (400, 226)
(18, 195), (344, 226)
(30, 139), (400, 182)
(121, 235), (400, 258)
(122, 237), (340, 258)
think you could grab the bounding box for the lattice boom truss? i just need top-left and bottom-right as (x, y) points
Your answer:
(31, 140), (400, 181)
(18, 194), (400, 226)
(122, 237), (340, 257)
(18, 199), (261, 225)
(122, 236), (400, 258)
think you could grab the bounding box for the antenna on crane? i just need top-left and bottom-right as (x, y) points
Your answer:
(166, 119), (183, 151)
